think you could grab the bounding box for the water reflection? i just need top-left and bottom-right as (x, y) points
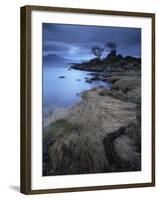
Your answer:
(43, 64), (111, 113)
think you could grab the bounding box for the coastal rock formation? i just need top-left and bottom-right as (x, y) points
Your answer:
(71, 53), (141, 72)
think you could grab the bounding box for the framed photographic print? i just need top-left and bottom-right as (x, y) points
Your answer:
(20, 5), (155, 194)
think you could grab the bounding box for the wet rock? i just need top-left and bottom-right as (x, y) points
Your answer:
(85, 79), (92, 83)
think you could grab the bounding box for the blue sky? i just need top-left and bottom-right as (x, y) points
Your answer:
(43, 23), (141, 62)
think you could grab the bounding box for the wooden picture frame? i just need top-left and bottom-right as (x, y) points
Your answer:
(20, 5), (155, 194)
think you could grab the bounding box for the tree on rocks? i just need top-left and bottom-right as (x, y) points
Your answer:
(91, 46), (104, 59)
(106, 42), (117, 55)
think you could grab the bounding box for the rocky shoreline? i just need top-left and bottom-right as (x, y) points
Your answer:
(43, 53), (141, 176)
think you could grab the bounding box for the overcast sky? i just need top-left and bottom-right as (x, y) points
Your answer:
(43, 23), (141, 62)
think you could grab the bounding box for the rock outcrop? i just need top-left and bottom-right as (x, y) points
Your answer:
(71, 53), (141, 72)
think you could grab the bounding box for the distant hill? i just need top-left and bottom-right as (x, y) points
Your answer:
(43, 54), (72, 66)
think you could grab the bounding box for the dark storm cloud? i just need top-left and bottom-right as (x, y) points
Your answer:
(43, 41), (71, 52)
(42, 23), (141, 61)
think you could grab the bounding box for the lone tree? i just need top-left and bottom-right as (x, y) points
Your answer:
(106, 42), (117, 55)
(91, 46), (104, 59)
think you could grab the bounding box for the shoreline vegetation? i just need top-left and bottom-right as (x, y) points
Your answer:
(43, 50), (141, 176)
